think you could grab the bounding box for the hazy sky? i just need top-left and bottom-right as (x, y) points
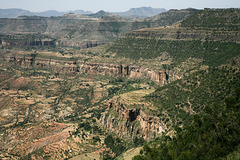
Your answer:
(0, 0), (240, 12)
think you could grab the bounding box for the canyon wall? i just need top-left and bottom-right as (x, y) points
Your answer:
(0, 39), (104, 48)
(2, 55), (181, 84)
(0, 39), (55, 47)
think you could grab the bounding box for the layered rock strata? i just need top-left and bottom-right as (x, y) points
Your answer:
(126, 28), (240, 42)
(0, 39), (55, 47)
(2, 55), (181, 84)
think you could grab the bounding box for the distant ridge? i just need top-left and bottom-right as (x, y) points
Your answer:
(113, 7), (167, 18)
(0, 8), (93, 18)
(0, 7), (167, 18)
(88, 10), (111, 18)
(0, 8), (34, 18)
(145, 8), (200, 27)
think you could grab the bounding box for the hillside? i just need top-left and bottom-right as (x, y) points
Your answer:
(105, 8), (240, 159)
(106, 8), (240, 67)
(106, 37), (240, 66)
(132, 64), (240, 160)
(181, 8), (240, 31)
(145, 8), (199, 27)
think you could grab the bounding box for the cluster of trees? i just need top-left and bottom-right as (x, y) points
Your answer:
(104, 135), (126, 158)
(107, 78), (145, 96)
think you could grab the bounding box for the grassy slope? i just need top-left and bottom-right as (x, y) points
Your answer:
(107, 37), (240, 67)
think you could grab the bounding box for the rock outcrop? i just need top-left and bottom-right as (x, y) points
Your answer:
(81, 62), (173, 84)
(100, 101), (165, 141)
(2, 55), (181, 84)
(56, 40), (104, 48)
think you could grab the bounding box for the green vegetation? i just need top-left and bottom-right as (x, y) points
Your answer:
(107, 78), (146, 97)
(133, 88), (240, 160)
(134, 137), (146, 147)
(146, 65), (240, 128)
(104, 135), (126, 158)
(107, 37), (240, 67)
(181, 8), (240, 31)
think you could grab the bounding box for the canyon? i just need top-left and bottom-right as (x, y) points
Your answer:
(0, 8), (240, 160)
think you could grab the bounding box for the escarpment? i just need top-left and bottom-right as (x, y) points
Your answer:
(0, 39), (55, 47)
(56, 40), (104, 48)
(82, 62), (180, 84)
(126, 28), (240, 42)
(100, 101), (165, 141)
(0, 38), (103, 48)
(2, 55), (181, 84)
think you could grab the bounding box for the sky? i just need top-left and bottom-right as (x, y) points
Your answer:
(0, 0), (240, 12)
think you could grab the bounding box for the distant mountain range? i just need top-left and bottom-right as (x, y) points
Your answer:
(0, 8), (92, 18)
(0, 7), (167, 18)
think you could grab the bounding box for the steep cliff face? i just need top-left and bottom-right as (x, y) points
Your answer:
(2, 55), (80, 74)
(81, 62), (174, 84)
(0, 38), (104, 48)
(100, 101), (165, 141)
(2, 55), (180, 84)
(0, 39), (55, 47)
(56, 40), (103, 48)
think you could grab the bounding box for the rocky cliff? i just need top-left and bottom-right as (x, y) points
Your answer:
(0, 35), (104, 48)
(100, 100), (166, 141)
(2, 55), (181, 84)
(0, 39), (55, 47)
